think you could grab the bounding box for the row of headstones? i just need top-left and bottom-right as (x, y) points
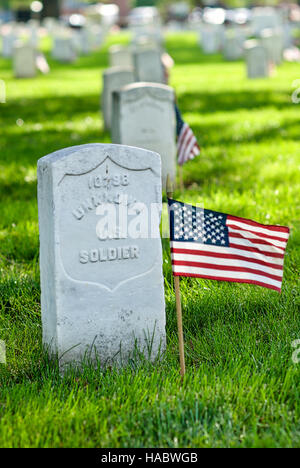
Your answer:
(101, 39), (176, 189)
(129, 11), (163, 47)
(199, 22), (289, 57)
(102, 45), (167, 129)
(249, 5), (300, 45)
(0, 21), (40, 57)
(199, 22), (292, 78)
(0, 19), (105, 78)
(244, 30), (284, 79)
(51, 24), (104, 63)
(0, 17), (106, 56)
(198, 5), (299, 66)
(198, 6), (298, 56)
(50, 11), (164, 68)
(0, 24), (49, 79)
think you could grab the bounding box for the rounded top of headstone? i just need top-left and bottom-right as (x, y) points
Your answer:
(37, 143), (162, 178)
(244, 39), (260, 49)
(116, 82), (174, 101)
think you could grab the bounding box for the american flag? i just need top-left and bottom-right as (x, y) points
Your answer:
(175, 104), (200, 166)
(169, 199), (290, 292)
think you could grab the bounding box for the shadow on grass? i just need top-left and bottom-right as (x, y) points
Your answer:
(45, 48), (110, 71)
(191, 118), (300, 147)
(167, 47), (225, 65)
(177, 89), (292, 114)
(0, 67), (298, 205)
(0, 126), (110, 194)
(0, 46), (110, 75)
(0, 125), (111, 167)
(0, 93), (111, 164)
(0, 94), (100, 123)
(0, 93), (111, 206)
(0, 92), (298, 208)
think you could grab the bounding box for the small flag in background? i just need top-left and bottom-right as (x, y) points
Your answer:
(36, 53), (50, 75)
(168, 199), (290, 292)
(175, 104), (200, 166)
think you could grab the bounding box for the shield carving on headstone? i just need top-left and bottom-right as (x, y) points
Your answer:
(58, 151), (161, 291)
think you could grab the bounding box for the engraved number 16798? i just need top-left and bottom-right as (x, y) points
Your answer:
(88, 174), (129, 189)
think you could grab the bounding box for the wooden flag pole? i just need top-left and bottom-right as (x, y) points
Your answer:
(174, 275), (186, 377)
(166, 175), (186, 377)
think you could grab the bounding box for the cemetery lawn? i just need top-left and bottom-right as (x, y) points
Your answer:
(0, 32), (299, 448)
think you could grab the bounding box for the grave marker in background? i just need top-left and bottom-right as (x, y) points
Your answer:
(52, 35), (77, 63)
(109, 45), (133, 68)
(2, 29), (18, 58)
(112, 82), (176, 187)
(199, 23), (224, 54)
(260, 28), (283, 65)
(13, 43), (37, 78)
(244, 40), (270, 78)
(133, 49), (164, 83)
(251, 7), (282, 35)
(223, 29), (244, 61)
(102, 67), (135, 130)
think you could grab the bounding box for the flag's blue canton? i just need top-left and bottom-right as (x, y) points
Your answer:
(175, 103), (184, 137)
(169, 199), (230, 247)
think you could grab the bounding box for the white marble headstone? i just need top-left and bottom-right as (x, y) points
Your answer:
(131, 35), (162, 51)
(109, 45), (133, 68)
(52, 36), (77, 63)
(38, 143), (166, 368)
(91, 24), (103, 49)
(101, 67), (135, 130)
(223, 29), (244, 61)
(199, 24), (224, 54)
(111, 82), (176, 188)
(2, 31), (18, 58)
(43, 17), (59, 34)
(27, 21), (40, 48)
(244, 40), (270, 79)
(133, 49), (164, 83)
(251, 7), (282, 35)
(260, 28), (283, 65)
(78, 27), (93, 55)
(130, 20), (163, 47)
(13, 43), (37, 78)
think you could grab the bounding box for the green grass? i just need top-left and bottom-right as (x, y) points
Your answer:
(0, 31), (299, 448)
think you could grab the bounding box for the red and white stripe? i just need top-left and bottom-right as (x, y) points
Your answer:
(177, 123), (200, 166)
(171, 215), (289, 292)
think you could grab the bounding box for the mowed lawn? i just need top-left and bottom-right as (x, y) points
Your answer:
(0, 32), (299, 448)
